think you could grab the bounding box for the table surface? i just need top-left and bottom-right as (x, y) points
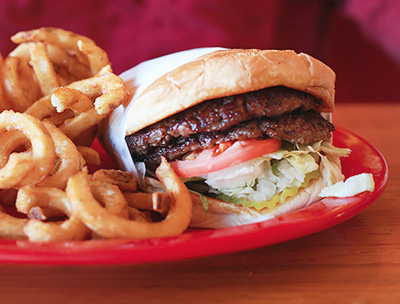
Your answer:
(0, 103), (399, 304)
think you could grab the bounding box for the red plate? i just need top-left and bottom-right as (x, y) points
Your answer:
(0, 126), (388, 265)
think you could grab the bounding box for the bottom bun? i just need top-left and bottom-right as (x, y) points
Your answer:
(189, 174), (327, 228)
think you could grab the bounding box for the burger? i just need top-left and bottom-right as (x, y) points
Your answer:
(101, 48), (371, 229)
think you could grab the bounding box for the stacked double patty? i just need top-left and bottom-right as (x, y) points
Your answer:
(125, 86), (335, 170)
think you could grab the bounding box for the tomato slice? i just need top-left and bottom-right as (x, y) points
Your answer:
(170, 138), (281, 177)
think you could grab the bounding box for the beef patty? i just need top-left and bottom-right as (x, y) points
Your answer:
(126, 86), (334, 169)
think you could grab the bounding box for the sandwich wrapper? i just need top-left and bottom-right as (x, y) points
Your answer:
(100, 47), (375, 227)
(101, 47), (227, 185)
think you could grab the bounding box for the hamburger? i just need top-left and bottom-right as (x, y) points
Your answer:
(101, 48), (367, 229)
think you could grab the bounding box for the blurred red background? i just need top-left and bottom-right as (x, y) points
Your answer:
(1, 0), (399, 103)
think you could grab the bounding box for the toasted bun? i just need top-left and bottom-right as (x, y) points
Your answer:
(126, 49), (336, 135)
(189, 173), (327, 228)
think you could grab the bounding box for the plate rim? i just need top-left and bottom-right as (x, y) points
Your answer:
(0, 126), (389, 265)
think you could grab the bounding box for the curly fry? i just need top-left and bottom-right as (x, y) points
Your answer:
(2, 56), (38, 112)
(68, 66), (129, 115)
(25, 67), (129, 146)
(0, 210), (28, 240)
(51, 87), (93, 113)
(91, 169), (137, 192)
(37, 122), (85, 189)
(43, 110), (75, 126)
(77, 146), (101, 166)
(27, 206), (64, 221)
(0, 52), (12, 112)
(90, 180), (130, 218)
(11, 27), (109, 76)
(0, 111), (56, 188)
(77, 40), (110, 75)
(11, 27), (95, 55)
(59, 108), (104, 140)
(24, 94), (55, 120)
(66, 159), (192, 239)
(16, 185), (90, 242)
(123, 192), (169, 216)
(30, 42), (61, 95)
(10, 42), (91, 82)
(128, 208), (152, 223)
(0, 130), (30, 167)
(72, 126), (98, 147)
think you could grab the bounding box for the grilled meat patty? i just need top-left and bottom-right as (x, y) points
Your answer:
(126, 86), (334, 169)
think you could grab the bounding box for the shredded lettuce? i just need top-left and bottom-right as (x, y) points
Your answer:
(185, 141), (350, 210)
(214, 169), (320, 210)
(319, 173), (375, 198)
(189, 189), (210, 214)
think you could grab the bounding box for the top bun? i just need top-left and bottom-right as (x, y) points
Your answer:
(125, 49), (336, 135)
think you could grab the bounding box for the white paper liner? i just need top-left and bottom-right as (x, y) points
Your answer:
(102, 47), (227, 181)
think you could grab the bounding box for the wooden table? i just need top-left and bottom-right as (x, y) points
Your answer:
(0, 103), (398, 304)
